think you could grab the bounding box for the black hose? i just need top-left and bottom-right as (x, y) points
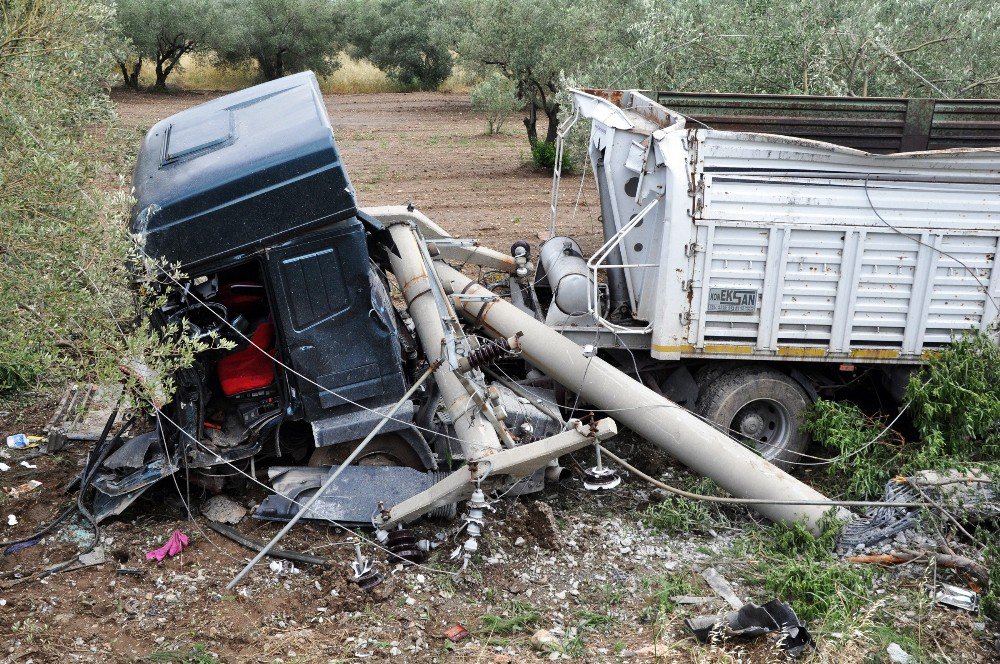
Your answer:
(204, 520), (330, 566)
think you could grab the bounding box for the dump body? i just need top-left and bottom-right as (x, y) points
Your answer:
(573, 89), (1000, 364)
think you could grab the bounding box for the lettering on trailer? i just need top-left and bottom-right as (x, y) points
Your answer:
(707, 288), (758, 314)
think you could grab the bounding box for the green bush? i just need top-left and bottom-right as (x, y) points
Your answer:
(905, 329), (1000, 465)
(1, 0), (206, 406)
(804, 329), (1000, 498)
(345, 0), (454, 91)
(531, 140), (571, 171)
(470, 73), (520, 135)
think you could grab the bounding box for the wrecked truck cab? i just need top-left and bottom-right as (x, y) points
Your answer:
(97, 72), (424, 520)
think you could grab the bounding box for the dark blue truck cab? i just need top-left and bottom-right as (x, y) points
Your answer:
(97, 73), (424, 518)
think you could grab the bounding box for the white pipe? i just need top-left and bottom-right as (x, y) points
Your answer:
(435, 262), (846, 532)
(385, 222), (503, 461)
(365, 205), (517, 273)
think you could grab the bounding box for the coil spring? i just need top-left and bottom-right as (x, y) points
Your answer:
(465, 338), (513, 370)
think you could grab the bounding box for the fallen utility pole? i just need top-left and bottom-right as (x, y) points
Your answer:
(435, 262), (848, 533)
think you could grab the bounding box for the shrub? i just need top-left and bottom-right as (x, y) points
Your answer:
(1, 0), (208, 406)
(530, 140), (571, 171)
(905, 329), (1000, 465)
(471, 73), (520, 134)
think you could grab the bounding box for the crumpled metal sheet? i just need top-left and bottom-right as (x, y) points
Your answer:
(686, 599), (813, 658)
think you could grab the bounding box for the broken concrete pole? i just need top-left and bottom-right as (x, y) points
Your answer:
(435, 262), (844, 533)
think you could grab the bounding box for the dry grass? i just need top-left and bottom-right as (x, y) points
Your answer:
(136, 52), (473, 94)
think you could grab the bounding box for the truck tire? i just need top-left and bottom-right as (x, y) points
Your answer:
(695, 366), (810, 471)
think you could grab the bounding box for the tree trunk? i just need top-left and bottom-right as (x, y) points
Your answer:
(153, 59), (168, 91)
(544, 102), (560, 144)
(117, 58), (142, 90)
(522, 98), (539, 146)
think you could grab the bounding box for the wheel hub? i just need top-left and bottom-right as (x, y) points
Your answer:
(738, 412), (765, 437)
(730, 398), (790, 459)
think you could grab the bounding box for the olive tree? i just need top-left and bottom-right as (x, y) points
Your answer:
(213, 0), (345, 81)
(344, 0), (455, 91)
(600, 0), (1000, 98)
(113, 0), (220, 90)
(457, 0), (628, 148)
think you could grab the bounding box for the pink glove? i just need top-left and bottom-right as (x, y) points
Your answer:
(145, 529), (189, 561)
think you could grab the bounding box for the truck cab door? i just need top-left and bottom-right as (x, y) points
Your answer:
(266, 219), (406, 421)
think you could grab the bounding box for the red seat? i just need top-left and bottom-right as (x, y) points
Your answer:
(217, 322), (276, 396)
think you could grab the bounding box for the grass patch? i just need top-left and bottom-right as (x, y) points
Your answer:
(734, 517), (878, 626)
(144, 643), (219, 663)
(135, 52), (473, 94)
(640, 476), (729, 534)
(640, 570), (706, 622)
(480, 600), (540, 635)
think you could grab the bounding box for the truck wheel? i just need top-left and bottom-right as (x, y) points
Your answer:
(695, 366), (810, 470)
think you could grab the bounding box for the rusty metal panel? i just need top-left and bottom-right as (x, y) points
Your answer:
(654, 91), (1000, 153)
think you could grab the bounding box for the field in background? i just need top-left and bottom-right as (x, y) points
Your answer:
(136, 53), (475, 94)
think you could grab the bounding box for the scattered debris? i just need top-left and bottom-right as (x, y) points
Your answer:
(6, 514), (17, 526)
(19, 460), (36, 469)
(701, 567), (743, 609)
(846, 550), (990, 588)
(201, 494), (247, 525)
(840, 470), (997, 552)
(671, 595), (717, 606)
(204, 520), (327, 566)
(0, 462), (9, 472)
(4, 480), (41, 497)
(887, 642), (913, 664)
(5, 433), (43, 449)
(935, 583), (980, 612)
(145, 529), (189, 561)
(686, 599), (813, 658)
(45, 383), (123, 452)
(443, 623), (469, 642)
(78, 545), (106, 567)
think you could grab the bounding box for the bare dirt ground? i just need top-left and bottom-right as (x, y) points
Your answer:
(0, 91), (995, 663)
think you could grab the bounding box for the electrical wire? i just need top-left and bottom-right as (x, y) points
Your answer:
(601, 447), (927, 509)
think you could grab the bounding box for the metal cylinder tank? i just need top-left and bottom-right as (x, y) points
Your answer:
(539, 237), (593, 317)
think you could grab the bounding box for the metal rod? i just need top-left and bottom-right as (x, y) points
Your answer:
(226, 361), (440, 590)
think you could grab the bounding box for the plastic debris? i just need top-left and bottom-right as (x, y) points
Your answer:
(4, 480), (42, 497)
(6, 434), (43, 449)
(19, 461), (36, 469)
(145, 529), (189, 561)
(686, 599), (814, 658)
(0, 463), (9, 472)
(443, 623), (469, 642)
(4, 537), (40, 555)
(7, 514), (17, 526)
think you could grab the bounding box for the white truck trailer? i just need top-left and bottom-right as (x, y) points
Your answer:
(530, 89), (1000, 466)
